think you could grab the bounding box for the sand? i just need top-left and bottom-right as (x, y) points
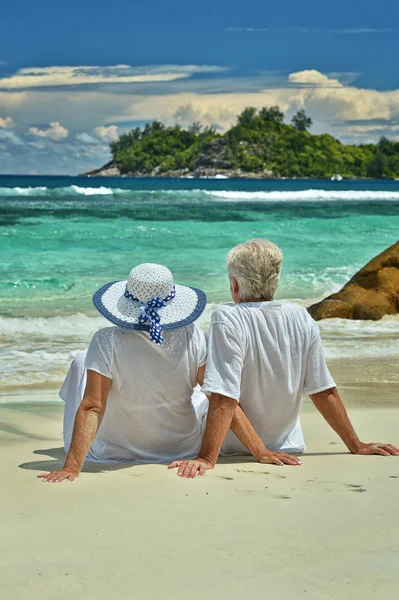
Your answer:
(1, 391), (399, 600)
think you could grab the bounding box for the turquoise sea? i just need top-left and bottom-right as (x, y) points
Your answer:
(1, 175), (399, 393)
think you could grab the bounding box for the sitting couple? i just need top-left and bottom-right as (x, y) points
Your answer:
(39, 239), (398, 483)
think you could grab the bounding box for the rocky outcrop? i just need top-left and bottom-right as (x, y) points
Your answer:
(308, 241), (399, 320)
(81, 163), (274, 179)
(193, 137), (234, 172)
(82, 161), (122, 177)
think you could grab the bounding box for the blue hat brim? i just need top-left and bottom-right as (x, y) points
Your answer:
(92, 281), (207, 331)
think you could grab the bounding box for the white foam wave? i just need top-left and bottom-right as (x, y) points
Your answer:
(319, 315), (399, 360)
(0, 185), (122, 197)
(1, 349), (79, 387)
(0, 185), (192, 198)
(1, 185), (399, 201)
(204, 190), (399, 202)
(324, 340), (399, 360)
(1, 308), (398, 393)
(0, 313), (107, 338)
(318, 315), (399, 337)
(70, 185), (115, 196)
(0, 186), (48, 196)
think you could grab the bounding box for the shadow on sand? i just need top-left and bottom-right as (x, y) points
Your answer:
(18, 447), (135, 474)
(18, 447), (349, 475)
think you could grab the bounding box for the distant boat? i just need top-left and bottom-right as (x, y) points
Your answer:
(331, 174), (343, 181)
(214, 173), (229, 179)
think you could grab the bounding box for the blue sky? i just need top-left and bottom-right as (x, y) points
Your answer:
(0, 0), (398, 174)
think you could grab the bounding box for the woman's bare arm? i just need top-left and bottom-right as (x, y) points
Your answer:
(38, 370), (111, 482)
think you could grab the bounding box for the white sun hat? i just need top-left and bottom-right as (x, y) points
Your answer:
(92, 263), (207, 344)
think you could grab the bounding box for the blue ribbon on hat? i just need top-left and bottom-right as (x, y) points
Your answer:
(124, 286), (176, 345)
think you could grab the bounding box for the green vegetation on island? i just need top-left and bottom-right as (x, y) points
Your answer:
(90, 107), (399, 179)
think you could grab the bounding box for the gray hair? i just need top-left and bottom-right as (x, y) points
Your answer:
(227, 239), (283, 301)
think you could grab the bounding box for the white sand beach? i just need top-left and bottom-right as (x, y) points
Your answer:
(1, 374), (398, 600)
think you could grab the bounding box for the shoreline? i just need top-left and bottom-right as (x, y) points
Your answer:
(1, 173), (399, 181)
(2, 353), (398, 406)
(79, 168), (398, 181)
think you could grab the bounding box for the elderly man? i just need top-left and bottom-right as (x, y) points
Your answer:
(170, 239), (399, 478)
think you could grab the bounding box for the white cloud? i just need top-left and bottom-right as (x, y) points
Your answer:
(28, 121), (69, 141)
(288, 70), (343, 88)
(227, 27), (397, 34)
(94, 125), (119, 142)
(0, 129), (24, 145)
(0, 64), (228, 90)
(172, 102), (236, 130)
(2, 64), (399, 173)
(76, 132), (101, 145)
(226, 27), (269, 32)
(290, 27), (397, 34)
(341, 28), (396, 34)
(0, 115), (14, 129)
(104, 70), (399, 141)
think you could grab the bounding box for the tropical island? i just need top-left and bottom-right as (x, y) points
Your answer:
(84, 107), (399, 179)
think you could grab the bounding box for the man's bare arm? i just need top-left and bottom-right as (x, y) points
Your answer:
(230, 404), (301, 466)
(310, 387), (399, 456)
(196, 365), (205, 386)
(38, 370), (112, 482)
(170, 392), (302, 478)
(197, 393), (236, 466)
(169, 393), (236, 478)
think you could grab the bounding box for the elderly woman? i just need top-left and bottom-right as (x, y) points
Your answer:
(172, 239), (399, 478)
(39, 263), (267, 483)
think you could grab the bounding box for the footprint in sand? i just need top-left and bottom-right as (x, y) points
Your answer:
(236, 469), (271, 475)
(345, 484), (367, 493)
(346, 484), (362, 488)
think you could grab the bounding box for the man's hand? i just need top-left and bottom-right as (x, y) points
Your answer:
(353, 442), (399, 456)
(257, 451), (302, 466)
(37, 468), (79, 483)
(168, 458), (214, 478)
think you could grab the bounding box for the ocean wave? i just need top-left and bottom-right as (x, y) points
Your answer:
(323, 339), (399, 360)
(0, 185), (191, 198)
(318, 315), (399, 337)
(318, 315), (399, 360)
(0, 185), (122, 197)
(0, 308), (398, 393)
(70, 185), (117, 196)
(0, 313), (107, 338)
(1, 185), (399, 202)
(204, 190), (399, 201)
(0, 186), (49, 196)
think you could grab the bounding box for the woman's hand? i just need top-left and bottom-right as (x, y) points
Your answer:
(257, 451), (302, 466)
(37, 468), (79, 483)
(168, 458), (214, 478)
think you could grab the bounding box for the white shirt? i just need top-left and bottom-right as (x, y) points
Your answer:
(202, 302), (335, 455)
(80, 324), (207, 463)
